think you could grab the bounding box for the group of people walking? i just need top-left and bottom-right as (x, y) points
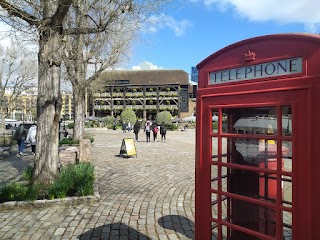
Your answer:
(131, 120), (167, 143)
(13, 123), (37, 156)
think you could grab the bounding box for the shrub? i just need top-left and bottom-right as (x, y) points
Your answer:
(0, 134), (14, 147)
(102, 116), (115, 126)
(120, 108), (136, 124)
(47, 163), (94, 199)
(0, 182), (40, 202)
(156, 111), (172, 126)
(0, 163), (95, 203)
(166, 124), (178, 131)
(67, 122), (74, 129)
(85, 121), (93, 128)
(59, 138), (79, 145)
(84, 134), (94, 143)
(22, 166), (34, 182)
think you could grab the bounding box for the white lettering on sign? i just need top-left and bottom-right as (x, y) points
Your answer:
(209, 57), (302, 85)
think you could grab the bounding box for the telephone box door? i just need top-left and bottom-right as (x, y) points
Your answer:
(196, 89), (308, 240)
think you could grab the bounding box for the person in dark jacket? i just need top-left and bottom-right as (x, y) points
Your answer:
(160, 125), (167, 142)
(133, 121), (140, 141)
(14, 124), (27, 155)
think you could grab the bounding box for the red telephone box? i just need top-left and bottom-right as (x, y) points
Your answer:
(195, 33), (320, 240)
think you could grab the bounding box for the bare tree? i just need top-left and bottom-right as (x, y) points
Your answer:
(63, 0), (141, 141)
(0, 44), (36, 129)
(0, 0), (172, 184)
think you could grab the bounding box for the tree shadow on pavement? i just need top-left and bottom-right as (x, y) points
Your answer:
(78, 222), (151, 240)
(158, 215), (194, 239)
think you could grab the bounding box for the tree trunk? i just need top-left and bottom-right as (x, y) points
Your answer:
(33, 31), (62, 184)
(0, 106), (5, 130)
(73, 85), (85, 141)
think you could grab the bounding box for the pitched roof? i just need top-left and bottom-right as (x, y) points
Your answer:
(100, 69), (189, 86)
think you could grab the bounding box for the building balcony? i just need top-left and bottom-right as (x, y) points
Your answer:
(94, 105), (111, 110)
(112, 92), (124, 97)
(145, 92), (157, 97)
(94, 104), (178, 111)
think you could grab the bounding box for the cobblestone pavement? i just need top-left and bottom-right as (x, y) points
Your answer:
(0, 128), (196, 240)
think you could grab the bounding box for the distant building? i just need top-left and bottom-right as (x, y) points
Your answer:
(90, 69), (190, 120)
(2, 87), (73, 121)
(188, 81), (197, 117)
(191, 67), (198, 83)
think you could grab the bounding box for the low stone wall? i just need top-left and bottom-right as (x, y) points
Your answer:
(59, 139), (91, 167)
(59, 146), (79, 166)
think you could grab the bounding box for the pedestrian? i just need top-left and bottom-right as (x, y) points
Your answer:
(145, 121), (151, 142)
(26, 123), (37, 155)
(152, 124), (159, 142)
(63, 127), (69, 138)
(133, 121), (140, 141)
(13, 124), (27, 155)
(122, 122), (127, 133)
(128, 122), (132, 132)
(160, 125), (167, 142)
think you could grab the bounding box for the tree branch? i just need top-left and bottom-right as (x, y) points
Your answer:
(62, 12), (117, 35)
(0, 0), (39, 26)
(49, 0), (73, 28)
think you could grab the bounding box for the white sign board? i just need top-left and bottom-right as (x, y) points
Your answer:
(209, 57), (302, 85)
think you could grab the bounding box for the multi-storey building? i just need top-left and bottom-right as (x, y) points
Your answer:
(2, 86), (73, 121)
(90, 69), (190, 120)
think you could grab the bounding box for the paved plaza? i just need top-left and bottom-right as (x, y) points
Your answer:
(0, 128), (196, 240)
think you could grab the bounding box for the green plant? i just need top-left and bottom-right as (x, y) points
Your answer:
(156, 111), (172, 126)
(120, 108), (136, 124)
(59, 138), (80, 145)
(67, 122), (74, 129)
(0, 182), (40, 202)
(48, 163), (94, 199)
(85, 121), (93, 128)
(84, 134), (94, 143)
(22, 166), (34, 182)
(102, 116), (115, 126)
(212, 122), (218, 130)
(165, 124), (178, 131)
(0, 134), (13, 147)
(0, 163), (95, 203)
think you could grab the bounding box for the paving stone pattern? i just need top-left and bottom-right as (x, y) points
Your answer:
(0, 129), (196, 240)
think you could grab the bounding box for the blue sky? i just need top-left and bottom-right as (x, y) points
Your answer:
(127, 0), (320, 77)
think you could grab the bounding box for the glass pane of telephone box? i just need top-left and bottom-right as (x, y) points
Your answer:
(212, 109), (219, 133)
(282, 141), (292, 173)
(211, 164), (218, 190)
(222, 107), (277, 134)
(212, 137), (218, 161)
(283, 210), (292, 239)
(282, 106), (292, 136)
(211, 193), (219, 219)
(282, 175), (292, 207)
(211, 223), (229, 240)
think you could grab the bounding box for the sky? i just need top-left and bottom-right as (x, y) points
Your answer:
(128, 0), (320, 77)
(1, 0), (320, 80)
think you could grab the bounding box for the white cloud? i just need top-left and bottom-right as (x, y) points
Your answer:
(132, 61), (163, 70)
(147, 14), (193, 37)
(199, 0), (320, 33)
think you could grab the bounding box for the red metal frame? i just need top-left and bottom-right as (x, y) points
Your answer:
(196, 33), (320, 240)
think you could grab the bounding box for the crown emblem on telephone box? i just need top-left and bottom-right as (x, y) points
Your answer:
(243, 49), (256, 62)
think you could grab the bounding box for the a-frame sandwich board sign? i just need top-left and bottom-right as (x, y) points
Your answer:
(119, 138), (137, 158)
